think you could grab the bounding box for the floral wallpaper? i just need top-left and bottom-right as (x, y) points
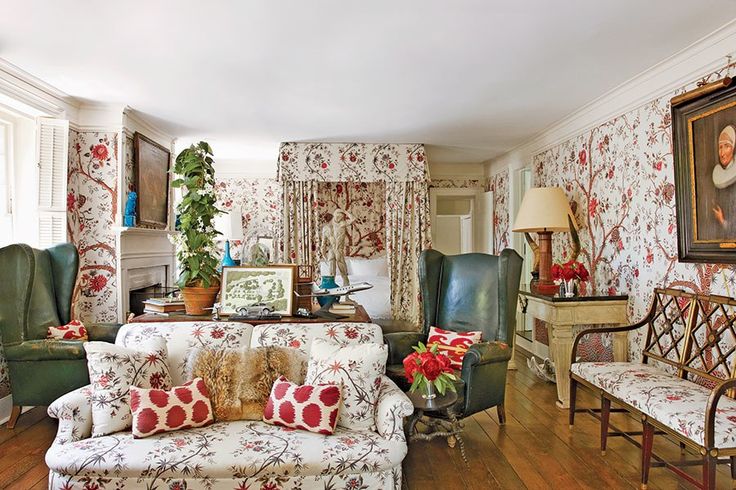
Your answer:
(316, 182), (386, 258)
(429, 178), (483, 190)
(529, 62), (736, 361)
(489, 169), (510, 253)
(215, 178), (283, 261)
(67, 130), (120, 324)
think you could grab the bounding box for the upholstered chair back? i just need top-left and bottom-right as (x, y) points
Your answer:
(0, 243), (78, 345)
(419, 248), (523, 345)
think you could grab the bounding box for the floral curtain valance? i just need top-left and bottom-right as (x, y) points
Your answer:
(277, 142), (430, 183)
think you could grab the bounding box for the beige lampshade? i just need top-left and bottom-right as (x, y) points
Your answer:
(512, 187), (575, 232)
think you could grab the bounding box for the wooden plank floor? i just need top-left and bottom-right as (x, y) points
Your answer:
(1, 349), (734, 489)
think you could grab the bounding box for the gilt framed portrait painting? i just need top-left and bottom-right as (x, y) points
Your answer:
(673, 79), (736, 263)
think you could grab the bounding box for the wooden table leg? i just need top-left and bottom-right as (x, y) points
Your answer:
(405, 408), (423, 440)
(550, 322), (574, 409)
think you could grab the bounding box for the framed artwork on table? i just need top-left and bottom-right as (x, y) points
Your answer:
(220, 264), (297, 315)
(134, 132), (171, 229)
(673, 79), (736, 263)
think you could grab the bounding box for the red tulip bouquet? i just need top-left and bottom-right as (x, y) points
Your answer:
(551, 260), (590, 296)
(403, 342), (457, 399)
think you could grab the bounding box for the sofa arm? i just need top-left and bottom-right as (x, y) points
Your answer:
(463, 341), (512, 368)
(384, 332), (425, 365)
(47, 384), (94, 444)
(87, 322), (122, 343)
(375, 375), (414, 442)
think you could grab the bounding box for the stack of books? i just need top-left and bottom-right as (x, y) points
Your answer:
(142, 297), (185, 316)
(328, 302), (357, 315)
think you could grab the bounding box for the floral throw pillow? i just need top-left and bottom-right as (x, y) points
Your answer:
(305, 338), (387, 431)
(85, 337), (172, 436)
(263, 375), (342, 435)
(427, 326), (482, 370)
(47, 320), (88, 340)
(130, 378), (214, 438)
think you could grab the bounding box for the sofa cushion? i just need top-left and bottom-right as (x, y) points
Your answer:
(85, 338), (172, 436)
(306, 338), (387, 431)
(47, 320), (88, 341)
(251, 322), (383, 354)
(116, 322), (254, 386)
(263, 375), (342, 434)
(45, 420), (406, 480)
(571, 362), (736, 448)
(130, 378), (214, 438)
(427, 326), (482, 370)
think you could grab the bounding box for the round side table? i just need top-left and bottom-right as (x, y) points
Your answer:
(405, 389), (467, 464)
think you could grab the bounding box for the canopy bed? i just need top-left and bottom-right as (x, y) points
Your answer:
(276, 142), (432, 326)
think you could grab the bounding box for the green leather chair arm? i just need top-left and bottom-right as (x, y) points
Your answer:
(462, 341), (512, 368)
(87, 323), (122, 343)
(4, 340), (86, 361)
(384, 332), (425, 365)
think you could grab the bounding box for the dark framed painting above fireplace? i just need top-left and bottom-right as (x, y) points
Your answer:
(673, 78), (736, 263)
(134, 132), (171, 229)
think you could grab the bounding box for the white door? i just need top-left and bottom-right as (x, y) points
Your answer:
(434, 216), (462, 255)
(477, 190), (494, 254)
(460, 215), (473, 253)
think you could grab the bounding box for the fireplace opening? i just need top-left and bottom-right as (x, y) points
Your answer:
(129, 284), (179, 316)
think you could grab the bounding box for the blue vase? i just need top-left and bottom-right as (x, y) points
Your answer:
(317, 275), (339, 307)
(221, 240), (236, 267)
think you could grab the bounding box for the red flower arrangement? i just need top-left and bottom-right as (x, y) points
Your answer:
(403, 342), (457, 396)
(550, 260), (590, 282)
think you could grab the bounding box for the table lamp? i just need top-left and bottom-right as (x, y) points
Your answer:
(512, 187), (575, 295)
(214, 207), (244, 268)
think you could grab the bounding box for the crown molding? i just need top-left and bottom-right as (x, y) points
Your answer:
(488, 18), (736, 173)
(0, 58), (79, 118)
(123, 108), (174, 148)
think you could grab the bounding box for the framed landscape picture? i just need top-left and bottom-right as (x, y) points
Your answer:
(673, 79), (736, 263)
(220, 265), (297, 315)
(134, 132), (171, 229)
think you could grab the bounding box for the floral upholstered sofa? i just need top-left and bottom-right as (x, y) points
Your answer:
(45, 321), (414, 490)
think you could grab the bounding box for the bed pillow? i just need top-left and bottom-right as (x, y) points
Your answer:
(130, 378), (214, 438)
(263, 376), (342, 434)
(85, 337), (172, 436)
(47, 320), (88, 340)
(306, 338), (387, 431)
(347, 256), (389, 277)
(427, 326), (482, 370)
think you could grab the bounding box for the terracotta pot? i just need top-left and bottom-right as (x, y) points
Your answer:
(181, 285), (220, 315)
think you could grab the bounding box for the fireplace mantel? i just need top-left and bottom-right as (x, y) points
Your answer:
(115, 226), (178, 322)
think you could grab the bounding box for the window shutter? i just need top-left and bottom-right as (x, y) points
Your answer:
(36, 117), (68, 248)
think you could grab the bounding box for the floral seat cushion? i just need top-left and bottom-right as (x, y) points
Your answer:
(571, 362), (736, 448)
(45, 420), (406, 482)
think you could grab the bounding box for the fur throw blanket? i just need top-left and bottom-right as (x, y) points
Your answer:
(188, 346), (306, 421)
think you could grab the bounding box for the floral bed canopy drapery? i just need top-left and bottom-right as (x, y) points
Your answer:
(277, 142), (432, 325)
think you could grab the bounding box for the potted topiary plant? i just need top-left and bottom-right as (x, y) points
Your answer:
(171, 141), (222, 315)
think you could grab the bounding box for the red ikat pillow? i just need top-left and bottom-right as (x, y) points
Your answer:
(427, 326), (482, 370)
(47, 320), (88, 340)
(263, 376), (342, 435)
(130, 377), (214, 438)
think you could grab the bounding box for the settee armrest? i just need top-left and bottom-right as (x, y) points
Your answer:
(384, 332), (425, 365)
(87, 322), (122, 343)
(47, 384), (94, 444)
(375, 375), (414, 442)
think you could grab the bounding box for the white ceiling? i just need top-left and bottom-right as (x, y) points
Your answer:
(1, 1), (736, 165)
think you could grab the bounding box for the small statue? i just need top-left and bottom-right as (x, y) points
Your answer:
(320, 209), (355, 287)
(124, 191), (137, 227)
(248, 242), (270, 267)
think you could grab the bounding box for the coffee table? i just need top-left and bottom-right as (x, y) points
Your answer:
(405, 389), (467, 464)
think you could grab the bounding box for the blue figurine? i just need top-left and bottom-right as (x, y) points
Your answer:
(124, 191), (137, 227)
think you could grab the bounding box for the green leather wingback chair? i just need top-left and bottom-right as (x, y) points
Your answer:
(0, 243), (120, 428)
(384, 248), (522, 423)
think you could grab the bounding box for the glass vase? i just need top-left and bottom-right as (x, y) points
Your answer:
(563, 279), (577, 298)
(421, 382), (437, 400)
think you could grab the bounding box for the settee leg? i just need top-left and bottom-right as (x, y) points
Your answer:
(730, 455), (736, 480)
(641, 421), (654, 489)
(600, 397), (611, 456)
(568, 378), (577, 429)
(497, 404), (506, 425)
(7, 405), (21, 429)
(703, 454), (716, 490)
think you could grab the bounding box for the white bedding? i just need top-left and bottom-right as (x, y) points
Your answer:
(348, 274), (392, 320)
